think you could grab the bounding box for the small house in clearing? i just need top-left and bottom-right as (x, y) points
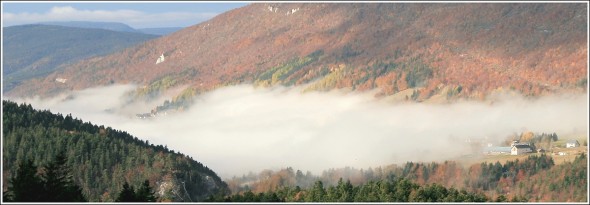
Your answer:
(511, 144), (533, 155)
(566, 140), (580, 148)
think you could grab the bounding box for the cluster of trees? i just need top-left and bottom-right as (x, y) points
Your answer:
(502, 132), (558, 150)
(226, 153), (585, 202)
(115, 181), (157, 202)
(154, 81), (202, 114)
(254, 50), (323, 87)
(2, 100), (228, 201)
(133, 75), (179, 100)
(466, 154), (555, 191)
(3, 151), (159, 202)
(227, 168), (318, 194)
(527, 132), (558, 150)
(249, 49), (436, 101)
(506, 153), (586, 202)
(300, 55), (435, 100)
(3, 151), (86, 202)
(209, 177), (494, 202)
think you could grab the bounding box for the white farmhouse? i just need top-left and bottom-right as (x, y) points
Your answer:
(511, 144), (533, 155)
(566, 140), (580, 148)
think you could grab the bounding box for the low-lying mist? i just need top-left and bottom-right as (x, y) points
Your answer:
(7, 84), (588, 178)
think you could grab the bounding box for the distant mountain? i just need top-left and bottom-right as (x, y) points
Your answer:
(38, 21), (184, 36)
(8, 3), (587, 109)
(39, 21), (139, 33)
(2, 24), (158, 92)
(2, 100), (229, 202)
(138, 27), (184, 36)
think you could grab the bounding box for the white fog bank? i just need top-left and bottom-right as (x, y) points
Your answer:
(7, 84), (588, 178)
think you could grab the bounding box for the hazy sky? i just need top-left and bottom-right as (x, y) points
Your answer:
(1, 1), (249, 28)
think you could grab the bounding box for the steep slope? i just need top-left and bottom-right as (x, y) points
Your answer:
(2, 24), (158, 92)
(8, 3), (587, 107)
(2, 100), (229, 201)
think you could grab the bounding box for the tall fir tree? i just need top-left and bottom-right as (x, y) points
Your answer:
(115, 182), (137, 202)
(40, 150), (87, 202)
(4, 160), (45, 202)
(136, 180), (157, 202)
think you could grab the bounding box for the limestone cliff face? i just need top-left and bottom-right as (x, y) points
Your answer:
(155, 172), (226, 202)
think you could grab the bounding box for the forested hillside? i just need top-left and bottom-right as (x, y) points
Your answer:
(8, 3), (587, 113)
(226, 154), (587, 202)
(1, 100), (228, 202)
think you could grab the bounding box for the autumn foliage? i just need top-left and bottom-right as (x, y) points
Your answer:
(7, 3), (587, 111)
(225, 154), (587, 202)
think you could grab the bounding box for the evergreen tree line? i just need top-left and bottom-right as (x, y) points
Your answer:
(467, 154), (556, 191)
(3, 150), (158, 202)
(2, 100), (228, 201)
(207, 176), (508, 202)
(226, 152), (582, 202)
(507, 153), (587, 202)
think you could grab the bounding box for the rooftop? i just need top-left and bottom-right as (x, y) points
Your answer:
(483, 146), (512, 153)
(513, 144), (532, 149)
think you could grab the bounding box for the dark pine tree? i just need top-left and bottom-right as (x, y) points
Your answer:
(4, 160), (45, 202)
(135, 180), (157, 202)
(41, 150), (87, 202)
(115, 182), (137, 202)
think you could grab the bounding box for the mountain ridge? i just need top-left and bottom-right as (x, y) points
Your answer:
(2, 24), (158, 92)
(38, 21), (184, 36)
(7, 3), (587, 108)
(39, 21), (138, 33)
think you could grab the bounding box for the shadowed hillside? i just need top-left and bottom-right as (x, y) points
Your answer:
(2, 100), (229, 201)
(2, 24), (158, 92)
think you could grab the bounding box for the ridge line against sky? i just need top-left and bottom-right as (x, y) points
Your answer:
(1, 1), (250, 29)
(4, 1), (583, 29)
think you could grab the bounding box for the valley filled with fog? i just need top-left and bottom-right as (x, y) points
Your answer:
(8, 84), (588, 178)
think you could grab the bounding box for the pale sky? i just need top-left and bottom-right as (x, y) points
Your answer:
(1, 1), (250, 28)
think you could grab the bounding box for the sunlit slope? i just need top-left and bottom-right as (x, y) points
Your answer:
(8, 3), (587, 104)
